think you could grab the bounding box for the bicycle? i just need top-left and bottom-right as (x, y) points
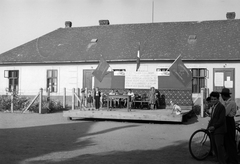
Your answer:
(189, 128), (212, 160)
(189, 120), (240, 161)
(235, 122), (240, 153)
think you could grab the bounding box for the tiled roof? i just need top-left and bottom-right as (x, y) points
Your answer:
(1, 19), (240, 64)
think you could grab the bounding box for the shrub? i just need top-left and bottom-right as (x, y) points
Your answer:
(27, 98), (65, 113)
(0, 94), (65, 113)
(0, 95), (11, 111)
(0, 95), (29, 111)
(192, 105), (201, 115)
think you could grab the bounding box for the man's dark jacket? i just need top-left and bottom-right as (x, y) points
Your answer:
(208, 102), (227, 134)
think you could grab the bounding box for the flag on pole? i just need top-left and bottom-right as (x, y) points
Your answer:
(168, 55), (192, 86)
(136, 42), (141, 71)
(92, 56), (110, 82)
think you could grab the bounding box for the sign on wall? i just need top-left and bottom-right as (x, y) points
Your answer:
(225, 76), (233, 88)
(125, 71), (157, 89)
(214, 72), (224, 86)
(213, 68), (235, 100)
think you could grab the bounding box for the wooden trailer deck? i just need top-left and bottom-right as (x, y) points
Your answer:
(63, 106), (192, 123)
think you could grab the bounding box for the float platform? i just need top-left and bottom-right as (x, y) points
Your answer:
(63, 106), (192, 123)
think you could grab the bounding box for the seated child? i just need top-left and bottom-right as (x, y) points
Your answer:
(170, 100), (181, 115)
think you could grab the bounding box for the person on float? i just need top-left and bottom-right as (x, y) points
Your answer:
(148, 87), (156, 110)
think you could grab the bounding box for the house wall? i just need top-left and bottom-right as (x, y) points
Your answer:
(0, 65), (90, 96)
(0, 61), (239, 106)
(188, 62), (240, 106)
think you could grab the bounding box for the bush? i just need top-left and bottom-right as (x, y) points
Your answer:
(27, 99), (65, 113)
(0, 95), (11, 111)
(0, 95), (29, 111)
(192, 105), (201, 115)
(0, 94), (65, 113)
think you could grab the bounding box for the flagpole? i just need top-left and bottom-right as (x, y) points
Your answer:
(152, 1), (154, 23)
(136, 42), (141, 71)
(167, 54), (181, 70)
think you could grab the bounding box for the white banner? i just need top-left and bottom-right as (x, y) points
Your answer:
(125, 71), (157, 89)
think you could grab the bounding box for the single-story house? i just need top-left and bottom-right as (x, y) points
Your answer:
(0, 15), (240, 107)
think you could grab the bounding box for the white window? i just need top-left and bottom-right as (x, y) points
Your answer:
(47, 70), (58, 93)
(4, 70), (19, 92)
(156, 68), (170, 76)
(191, 68), (208, 93)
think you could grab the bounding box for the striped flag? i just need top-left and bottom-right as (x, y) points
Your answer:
(168, 55), (192, 86)
(136, 42), (140, 71)
(92, 56), (110, 82)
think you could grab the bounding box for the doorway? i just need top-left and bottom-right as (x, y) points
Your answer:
(83, 69), (94, 90)
(213, 68), (235, 99)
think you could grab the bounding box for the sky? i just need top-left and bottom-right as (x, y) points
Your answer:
(0, 0), (240, 54)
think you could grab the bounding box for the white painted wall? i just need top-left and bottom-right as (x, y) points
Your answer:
(188, 62), (240, 99)
(0, 62), (239, 99)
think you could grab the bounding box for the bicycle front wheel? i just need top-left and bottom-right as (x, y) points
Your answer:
(235, 125), (240, 154)
(189, 129), (212, 160)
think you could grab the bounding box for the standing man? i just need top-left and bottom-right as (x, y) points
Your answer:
(220, 88), (239, 164)
(91, 88), (96, 109)
(127, 89), (135, 109)
(148, 87), (156, 110)
(80, 88), (86, 110)
(94, 87), (101, 111)
(208, 91), (227, 164)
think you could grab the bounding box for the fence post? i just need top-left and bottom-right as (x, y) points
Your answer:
(77, 88), (80, 107)
(47, 88), (50, 102)
(200, 88), (206, 117)
(85, 87), (88, 107)
(11, 92), (14, 113)
(39, 88), (43, 114)
(63, 88), (66, 109)
(72, 88), (75, 110)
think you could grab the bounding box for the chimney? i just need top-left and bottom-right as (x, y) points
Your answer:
(226, 12), (236, 20)
(65, 21), (72, 28)
(99, 20), (110, 25)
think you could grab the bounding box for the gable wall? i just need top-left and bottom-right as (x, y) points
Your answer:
(0, 61), (239, 106)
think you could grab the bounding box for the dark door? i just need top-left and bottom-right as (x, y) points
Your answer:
(83, 70), (94, 90)
(213, 68), (235, 99)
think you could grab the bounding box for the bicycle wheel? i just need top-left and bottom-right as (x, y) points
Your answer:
(189, 129), (212, 160)
(235, 125), (240, 154)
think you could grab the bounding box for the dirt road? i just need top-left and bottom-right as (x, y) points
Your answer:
(0, 111), (232, 164)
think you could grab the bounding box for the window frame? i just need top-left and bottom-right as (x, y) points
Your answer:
(191, 68), (208, 93)
(156, 67), (170, 76)
(46, 69), (58, 93)
(6, 70), (19, 92)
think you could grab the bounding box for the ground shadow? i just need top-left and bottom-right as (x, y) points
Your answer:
(183, 114), (199, 125)
(75, 118), (185, 125)
(14, 140), (220, 164)
(0, 122), (139, 164)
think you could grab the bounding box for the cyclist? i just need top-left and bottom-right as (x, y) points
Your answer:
(208, 91), (227, 164)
